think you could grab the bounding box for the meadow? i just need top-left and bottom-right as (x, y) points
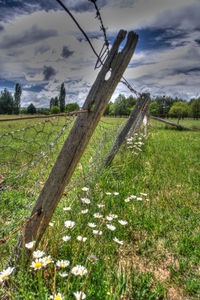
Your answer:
(0, 116), (199, 299)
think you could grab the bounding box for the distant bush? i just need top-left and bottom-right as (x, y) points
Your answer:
(27, 103), (37, 114)
(50, 106), (60, 114)
(65, 103), (80, 113)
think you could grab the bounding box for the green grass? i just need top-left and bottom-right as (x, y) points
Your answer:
(0, 117), (200, 299)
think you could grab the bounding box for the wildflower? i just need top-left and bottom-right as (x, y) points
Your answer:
(50, 293), (64, 300)
(124, 198), (131, 203)
(113, 192), (119, 196)
(88, 254), (98, 264)
(93, 230), (102, 235)
(77, 236), (87, 242)
(88, 222), (96, 228)
(82, 187), (89, 192)
(93, 213), (103, 219)
(97, 204), (105, 208)
(73, 291), (86, 300)
(106, 224), (116, 231)
(113, 237), (123, 245)
(62, 235), (71, 242)
(33, 250), (45, 258)
(80, 209), (88, 214)
(56, 260), (70, 268)
(81, 198), (90, 204)
(63, 207), (71, 211)
(130, 195), (137, 199)
(30, 258), (44, 270)
(42, 256), (53, 266)
(71, 265), (87, 276)
(105, 192), (111, 195)
(118, 220), (128, 226)
(0, 267), (14, 282)
(137, 197), (143, 201)
(110, 214), (118, 219)
(106, 216), (113, 221)
(49, 222), (54, 227)
(25, 241), (35, 249)
(140, 192), (148, 196)
(59, 272), (68, 277)
(65, 220), (75, 228)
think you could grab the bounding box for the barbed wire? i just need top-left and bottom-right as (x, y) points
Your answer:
(55, 0), (141, 97)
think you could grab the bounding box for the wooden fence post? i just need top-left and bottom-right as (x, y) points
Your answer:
(103, 93), (150, 167)
(22, 30), (138, 249)
(150, 116), (192, 130)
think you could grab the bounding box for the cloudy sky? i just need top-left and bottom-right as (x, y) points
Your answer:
(0, 0), (199, 107)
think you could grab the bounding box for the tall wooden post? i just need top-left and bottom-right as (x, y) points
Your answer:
(104, 93), (150, 167)
(22, 30), (138, 248)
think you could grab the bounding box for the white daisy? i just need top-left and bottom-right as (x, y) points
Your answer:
(56, 260), (70, 268)
(140, 193), (148, 196)
(33, 250), (45, 259)
(62, 235), (71, 242)
(88, 222), (96, 228)
(0, 267), (14, 282)
(81, 198), (91, 204)
(65, 220), (75, 228)
(137, 197), (143, 201)
(110, 214), (118, 219)
(87, 254), (98, 264)
(130, 195), (137, 199)
(113, 192), (119, 196)
(93, 213), (103, 219)
(49, 222), (54, 227)
(30, 258), (44, 270)
(113, 237), (123, 245)
(82, 187), (89, 192)
(77, 236), (87, 242)
(59, 272), (68, 277)
(97, 204), (105, 208)
(63, 207), (71, 211)
(118, 220), (128, 226)
(25, 241), (36, 249)
(50, 293), (64, 300)
(93, 230), (102, 235)
(106, 224), (116, 231)
(71, 265), (87, 276)
(80, 209), (88, 214)
(124, 198), (131, 203)
(106, 216), (113, 221)
(42, 256), (53, 266)
(105, 192), (112, 195)
(73, 291), (86, 300)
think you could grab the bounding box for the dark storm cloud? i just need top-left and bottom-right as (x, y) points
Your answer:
(43, 66), (56, 81)
(0, 0), (108, 21)
(24, 83), (47, 92)
(35, 44), (50, 55)
(0, 24), (4, 31)
(61, 46), (74, 58)
(0, 25), (57, 49)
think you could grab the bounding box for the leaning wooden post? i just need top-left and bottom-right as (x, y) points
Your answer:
(129, 99), (149, 136)
(150, 115), (192, 130)
(104, 93), (150, 167)
(22, 30), (138, 249)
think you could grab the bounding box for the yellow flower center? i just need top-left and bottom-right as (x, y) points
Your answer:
(1, 275), (8, 280)
(90, 257), (96, 262)
(45, 259), (51, 263)
(34, 262), (42, 269)
(55, 297), (61, 300)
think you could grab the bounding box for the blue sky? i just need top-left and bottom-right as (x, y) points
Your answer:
(0, 0), (199, 107)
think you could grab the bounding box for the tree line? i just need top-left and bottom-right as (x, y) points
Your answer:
(0, 83), (199, 119)
(104, 94), (200, 120)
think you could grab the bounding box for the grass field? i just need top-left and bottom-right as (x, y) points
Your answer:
(0, 116), (200, 299)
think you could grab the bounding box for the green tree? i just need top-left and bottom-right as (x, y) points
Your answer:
(59, 82), (66, 112)
(0, 88), (13, 114)
(169, 102), (189, 123)
(13, 83), (22, 114)
(190, 98), (200, 119)
(54, 97), (59, 107)
(149, 102), (159, 116)
(50, 97), (55, 109)
(112, 94), (129, 116)
(65, 103), (79, 113)
(27, 103), (36, 114)
(50, 106), (60, 114)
